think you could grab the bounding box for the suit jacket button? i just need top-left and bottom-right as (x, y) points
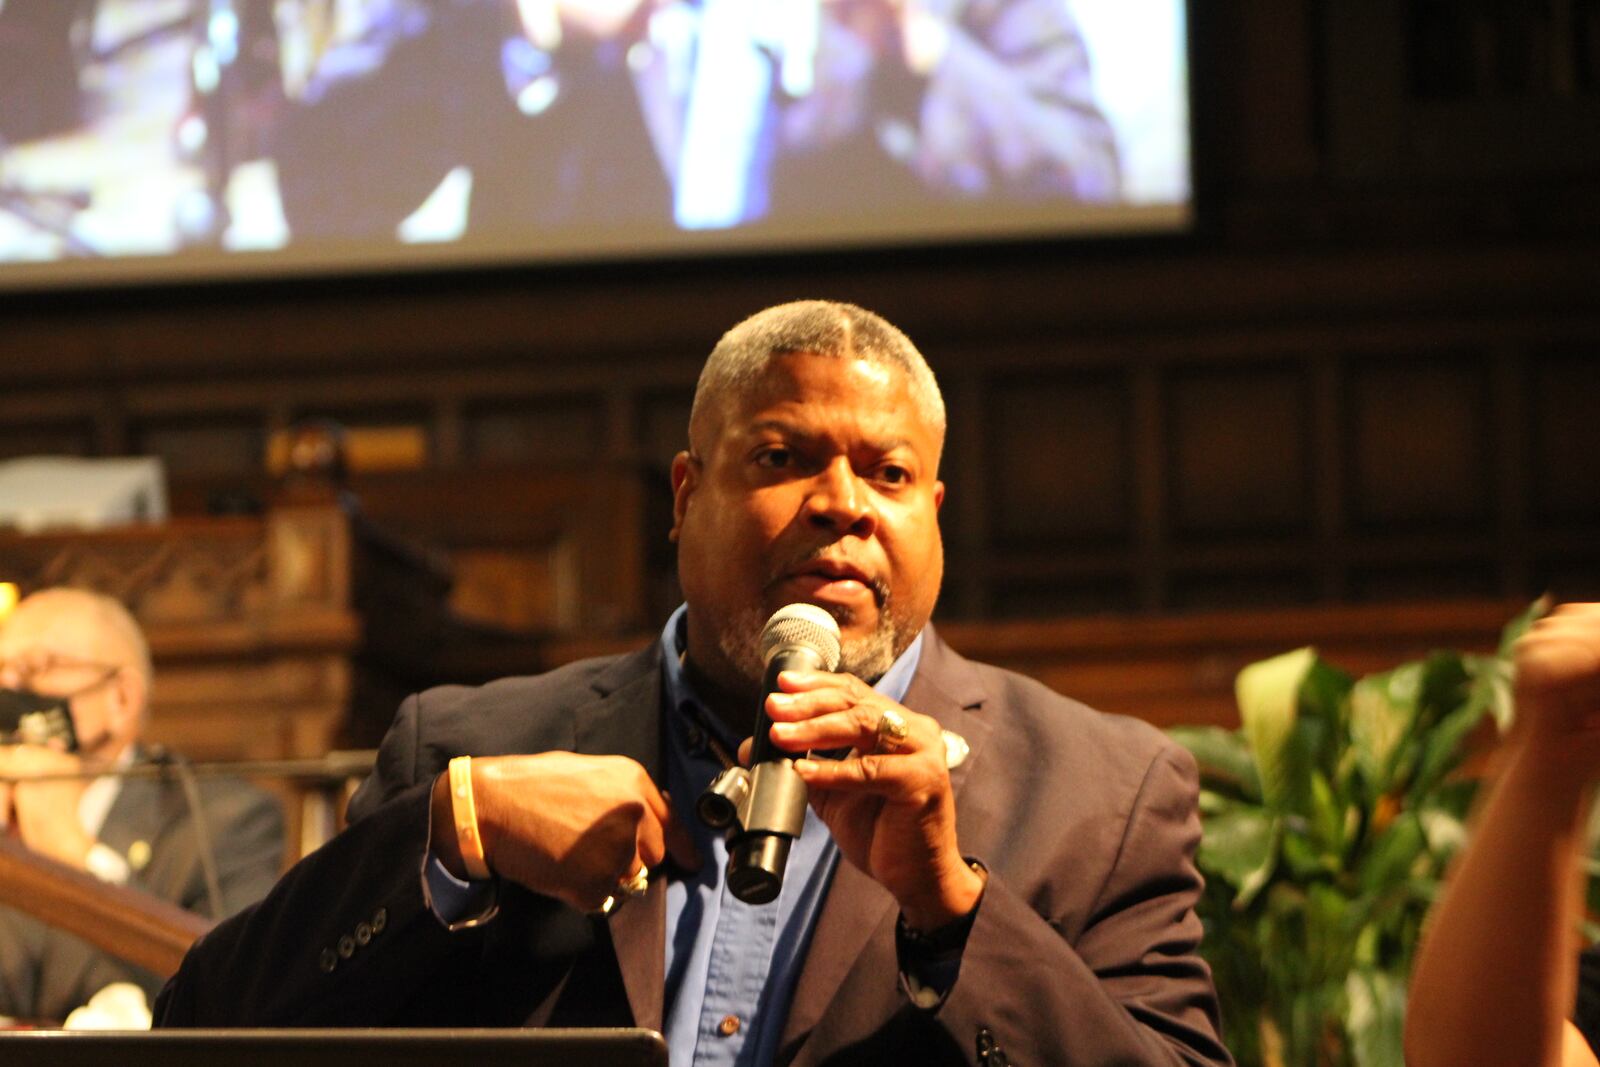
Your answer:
(318, 948), (338, 973)
(355, 922), (373, 946)
(371, 907), (388, 934)
(337, 935), (356, 959)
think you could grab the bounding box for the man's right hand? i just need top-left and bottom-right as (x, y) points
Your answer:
(429, 752), (698, 912)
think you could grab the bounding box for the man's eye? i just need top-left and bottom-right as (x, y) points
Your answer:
(755, 447), (792, 470)
(876, 464), (911, 485)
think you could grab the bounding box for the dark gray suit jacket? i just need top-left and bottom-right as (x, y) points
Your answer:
(156, 628), (1231, 1066)
(0, 768), (284, 1022)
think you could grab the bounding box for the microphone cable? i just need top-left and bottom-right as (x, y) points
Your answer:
(146, 744), (226, 922)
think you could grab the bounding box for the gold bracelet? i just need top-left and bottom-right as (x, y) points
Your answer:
(447, 755), (491, 880)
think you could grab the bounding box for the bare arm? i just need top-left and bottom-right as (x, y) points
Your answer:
(1406, 603), (1600, 1067)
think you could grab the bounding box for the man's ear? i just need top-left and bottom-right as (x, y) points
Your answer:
(669, 451), (700, 543)
(933, 480), (945, 512)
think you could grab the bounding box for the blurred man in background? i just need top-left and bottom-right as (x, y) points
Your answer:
(0, 587), (283, 1023)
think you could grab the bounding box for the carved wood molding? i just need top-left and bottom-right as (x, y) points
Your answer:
(0, 503), (356, 637)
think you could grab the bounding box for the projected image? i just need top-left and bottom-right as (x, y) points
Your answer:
(0, 0), (1190, 284)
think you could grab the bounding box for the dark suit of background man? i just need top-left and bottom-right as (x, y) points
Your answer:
(157, 301), (1232, 1067)
(0, 588), (284, 1022)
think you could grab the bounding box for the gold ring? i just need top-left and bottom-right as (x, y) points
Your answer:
(598, 866), (649, 916)
(874, 708), (911, 753)
(619, 865), (650, 898)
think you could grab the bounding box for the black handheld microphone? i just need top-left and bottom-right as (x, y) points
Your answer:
(698, 603), (841, 904)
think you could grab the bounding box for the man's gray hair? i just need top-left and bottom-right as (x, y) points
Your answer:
(689, 301), (946, 446)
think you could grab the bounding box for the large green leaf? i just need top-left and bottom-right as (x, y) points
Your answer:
(1415, 806), (1467, 859)
(1300, 659), (1355, 775)
(1480, 596), (1552, 734)
(1348, 675), (1413, 800)
(1309, 769), (1349, 859)
(1238, 647), (1318, 812)
(1414, 652), (1471, 733)
(1409, 694), (1491, 804)
(1170, 725), (1262, 802)
(1346, 968), (1407, 1067)
(1196, 801), (1279, 903)
(1360, 811), (1427, 895)
(1464, 650), (1518, 735)
(1499, 594), (1552, 657)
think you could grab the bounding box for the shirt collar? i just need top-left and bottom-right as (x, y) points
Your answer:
(78, 743), (134, 838)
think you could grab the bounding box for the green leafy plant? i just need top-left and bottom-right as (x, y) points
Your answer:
(1170, 602), (1544, 1067)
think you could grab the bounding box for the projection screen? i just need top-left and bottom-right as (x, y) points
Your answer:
(0, 0), (1192, 290)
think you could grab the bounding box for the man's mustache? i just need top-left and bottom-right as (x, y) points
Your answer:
(765, 546), (891, 609)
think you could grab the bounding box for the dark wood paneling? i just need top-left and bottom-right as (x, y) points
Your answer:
(989, 576), (1137, 620)
(989, 373), (1131, 547)
(1169, 570), (1317, 611)
(1531, 351), (1600, 521)
(464, 395), (605, 465)
(1168, 363), (1310, 537)
(132, 417), (265, 476)
(2, 0), (1598, 631)
(1348, 356), (1491, 528)
(0, 420), (97, 460)
(637, 390), (694, 468)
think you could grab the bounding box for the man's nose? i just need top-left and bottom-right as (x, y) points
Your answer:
(804, 459), (877, 538)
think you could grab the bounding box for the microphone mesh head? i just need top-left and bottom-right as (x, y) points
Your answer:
(760, 603), (842, 672)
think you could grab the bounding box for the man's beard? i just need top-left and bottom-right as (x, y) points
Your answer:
(717, 596), (908, 687)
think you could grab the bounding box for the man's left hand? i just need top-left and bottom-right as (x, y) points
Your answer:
(0, 744), (94, 870)
(742, 670), (984, 932)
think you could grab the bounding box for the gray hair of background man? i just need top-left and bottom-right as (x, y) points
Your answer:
(688, 301), (947, 452)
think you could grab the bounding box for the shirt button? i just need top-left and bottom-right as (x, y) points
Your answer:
(717, 1015), (741, 1037)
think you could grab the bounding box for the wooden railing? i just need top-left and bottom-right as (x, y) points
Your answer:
(0, 838), (208, 978)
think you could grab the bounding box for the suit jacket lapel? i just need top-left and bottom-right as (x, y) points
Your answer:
(778, 626), (992, 1053)
(97, 765), (176, 897)
(97, 776), (158, 857)
(571, 646), (670, 1033)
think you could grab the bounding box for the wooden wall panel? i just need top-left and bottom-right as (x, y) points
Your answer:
(132, 417), (265, 477)
(1167, 364), (1310, 537)
(1168, 570), (1316, 611)
(0, 420), (96, 460)
(638, 391), (694, 469)
(1348, 357), (1491, 528)
(988, 374), (1131, 548)
(464, 396), (605, 465)
(1530, 352), (1600, 521)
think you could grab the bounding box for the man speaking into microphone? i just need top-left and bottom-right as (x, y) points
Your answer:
(158, 301), (1231, 1067)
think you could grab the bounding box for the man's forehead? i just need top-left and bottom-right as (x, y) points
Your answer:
(697, 353), (926, 441)
(1, 600), (112, 659)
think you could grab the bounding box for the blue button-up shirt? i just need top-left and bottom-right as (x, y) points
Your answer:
(658, 605), (923, 1066)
